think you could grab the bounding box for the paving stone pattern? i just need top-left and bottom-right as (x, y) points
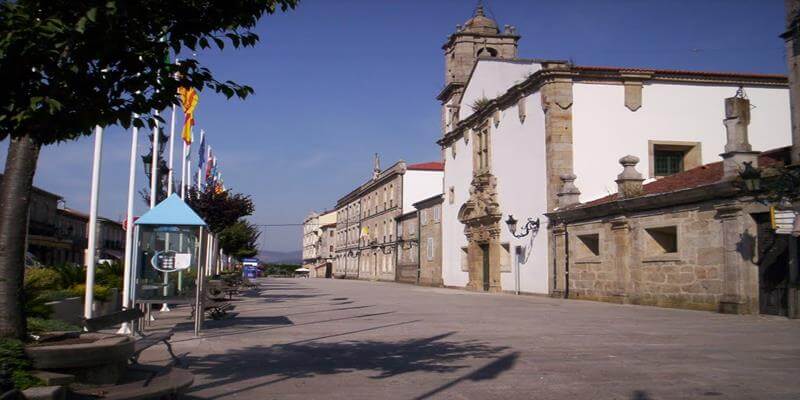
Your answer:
(141, 278), (800, 400)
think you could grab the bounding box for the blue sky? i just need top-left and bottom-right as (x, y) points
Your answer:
(1, 0), (786, 252)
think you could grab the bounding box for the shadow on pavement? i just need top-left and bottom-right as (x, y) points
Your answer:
(186, 332), (511, 398)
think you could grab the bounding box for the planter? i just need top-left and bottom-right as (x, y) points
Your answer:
(25, 333), (134, 385)
(47, 288), (121, 326)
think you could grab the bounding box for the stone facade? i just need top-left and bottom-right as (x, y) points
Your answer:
(334, 196), (361, 278)
(395, 211), (419, 284)
(417, 195), (444, 287)
(552, 199), (751, 312)
(357, 170), (403, 281)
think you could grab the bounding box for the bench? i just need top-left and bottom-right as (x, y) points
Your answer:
(82, 308), (180, 366)
(189, 287), (236, 320)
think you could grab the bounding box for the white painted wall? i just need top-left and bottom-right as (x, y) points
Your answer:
(572, 83), (791, 202)
(402, 170), (443, 212)
(442, 134), (471, 287)
(442, 91), (550, 293)
(459, 60), (541, 121)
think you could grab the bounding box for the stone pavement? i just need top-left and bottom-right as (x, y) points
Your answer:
(140, 278), (800, 400)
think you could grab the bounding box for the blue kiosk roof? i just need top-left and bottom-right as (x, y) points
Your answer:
(135, 194), (207, 226)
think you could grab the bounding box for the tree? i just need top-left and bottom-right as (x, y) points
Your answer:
(219, 220), (261, 260)
(0, 0), (297, 339)
(185, 186), (254, 234)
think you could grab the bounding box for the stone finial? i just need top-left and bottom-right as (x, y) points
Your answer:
(721, 94), (758, 179)
(615, 155), (644, 198)
(372, 153), (381, 180)
(557, 173), (581, 207)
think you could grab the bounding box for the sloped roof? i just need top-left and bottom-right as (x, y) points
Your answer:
(135, 193), (207, 226)
(407, 161), (444, 171)
(582, 147), (791, 208)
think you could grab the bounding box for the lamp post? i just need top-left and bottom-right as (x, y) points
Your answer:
(505, 215), (540, 239)
(505, 215), (541, 295)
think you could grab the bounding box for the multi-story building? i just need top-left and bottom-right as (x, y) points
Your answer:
(315, 222), (337, 278)
(416, 194), (444, 287)
(333, 155), (443, 281)
(302, 211), (320, 270)
(395, 210), (419, 283)
(438, 5), (790, 295)
(302, 210), (336, 275)
(0, 173), (125, 267)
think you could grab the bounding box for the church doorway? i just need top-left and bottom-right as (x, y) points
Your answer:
(755, 213), (791, 316)
(481, 244), (490, 291)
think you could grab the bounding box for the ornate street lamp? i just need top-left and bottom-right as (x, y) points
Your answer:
(505, 215), (540, 238)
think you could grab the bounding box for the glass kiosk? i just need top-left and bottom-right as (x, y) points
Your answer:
(130, 194), (208, 335)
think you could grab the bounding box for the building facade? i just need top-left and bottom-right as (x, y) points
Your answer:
(395, 211), (419, 283)
(302, 210), (336, 275)
(437, 6), (791, 295)
(546, 95), (798, 317)
(332, 156), (443, 282)
(416, 194), (444, 287)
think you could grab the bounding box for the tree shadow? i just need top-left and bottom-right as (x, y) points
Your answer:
(186, 332), (510, 397)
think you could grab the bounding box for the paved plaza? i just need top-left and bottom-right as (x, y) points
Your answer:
(144, 278), (800, 400)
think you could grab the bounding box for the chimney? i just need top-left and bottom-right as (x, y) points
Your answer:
(616, 155), (644, 198)
(372, 153), (381, 180)
(720, 94), (759, 180)
(557, 173), (581, 207)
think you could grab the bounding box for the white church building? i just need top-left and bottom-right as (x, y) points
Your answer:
(437, 6), (791, 294)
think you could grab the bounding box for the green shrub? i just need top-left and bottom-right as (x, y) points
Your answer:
(27, 318), (79, 334)
(49, 264), (85, 288)
(23, 268), (61, 292)
(96, 262), (124, 290)
(68, 284), (112, 302)
(0, 339), (42, 390)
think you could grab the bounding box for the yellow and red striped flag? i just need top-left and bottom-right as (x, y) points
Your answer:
(178, 87), (199, 144)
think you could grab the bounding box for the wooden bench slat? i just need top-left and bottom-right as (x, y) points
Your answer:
(83, 308), (144, 332)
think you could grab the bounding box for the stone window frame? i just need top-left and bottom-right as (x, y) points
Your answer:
(473, 122), (492, 175)
(647, 140), (702, 179)
(572, 229), (603, 264)
(640, 222), (682, 263)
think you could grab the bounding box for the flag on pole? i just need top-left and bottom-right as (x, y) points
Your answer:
(178, 87), (199, 144)
(197, 130), (206, 173)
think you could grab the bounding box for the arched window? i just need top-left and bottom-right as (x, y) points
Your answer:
(477, 47), (498, 58)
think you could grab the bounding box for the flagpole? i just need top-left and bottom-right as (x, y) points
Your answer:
(150, 112), (160, 209)
(162, 105), (175, 312)
(84, 126), (104, 319)
(118, 116), (139, 334)
(180, 141), (187, 199)
(167, 105), (177, 195)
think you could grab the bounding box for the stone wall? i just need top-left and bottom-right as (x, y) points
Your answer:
(419, 200), (444, 287)
(559, 199), (757, 313)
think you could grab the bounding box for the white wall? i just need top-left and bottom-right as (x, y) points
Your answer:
(442, 133), (472, 287)
(459, 60), (541, 121)
(402, 170), (443, 212)
(493, 92), (550, 294)
(572, 83), (791, 202)
(442, 91), (550, 293)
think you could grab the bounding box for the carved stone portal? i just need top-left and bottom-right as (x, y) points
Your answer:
(458, 173), (503, 292)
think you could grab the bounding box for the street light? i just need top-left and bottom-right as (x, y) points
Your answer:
(505, 215), (540, 238)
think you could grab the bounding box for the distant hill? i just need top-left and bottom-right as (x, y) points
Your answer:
(258, 250), (302, 265)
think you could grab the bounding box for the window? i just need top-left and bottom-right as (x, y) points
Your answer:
(397, 222), (403, 237)
(433, 206), (441, 222)
(474, 124), (490, 173)
(644, 226), (678, 255)
(576, 233), (600, 258)
(427, 237), (434, 261)
(421, 210), (428, 225)
(653, 150), (683, 176)
(408, 223), (415, 235)
(649, 141), (701, 178)
(329, 245), (333, 252)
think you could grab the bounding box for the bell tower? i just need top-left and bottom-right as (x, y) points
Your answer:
(439, 4), (520, 135)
